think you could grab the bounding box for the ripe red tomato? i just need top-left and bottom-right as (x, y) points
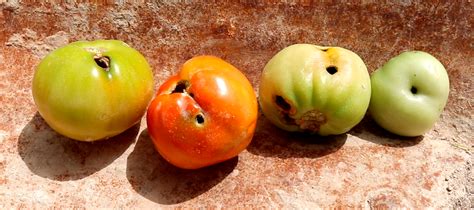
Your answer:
(146, 56), (258, 169)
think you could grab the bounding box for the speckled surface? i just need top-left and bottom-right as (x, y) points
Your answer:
(0, 1), (473, 208)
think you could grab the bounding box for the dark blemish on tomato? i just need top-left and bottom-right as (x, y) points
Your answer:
(326, 66), (337, 75)
(196, 113), (204, 124)
(94, 55), (110, 71)
(275, 95), (291, 112)
(172, 80), (189, 94)
(411, 86), (417, 94)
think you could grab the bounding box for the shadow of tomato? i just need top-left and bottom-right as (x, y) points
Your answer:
(349, 114), (424, 148)
(247, 113), (347, 158)
(17, 112), (138, 181)
(126, 129), (237, 204)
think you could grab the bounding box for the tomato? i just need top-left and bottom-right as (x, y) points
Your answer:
(369, 51), (450, 136)
(32, 40), (154, 141)
(146, 56), (258, 169)
(258, 44), (371, 136)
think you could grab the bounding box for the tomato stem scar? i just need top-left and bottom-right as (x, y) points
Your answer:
(172, 80), (190, 94)
(326, 66), (337, 75)
(93, 54), (110, 71)
(411, 86), (418, 94)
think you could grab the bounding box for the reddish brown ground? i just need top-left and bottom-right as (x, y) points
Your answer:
(0, 1), (472, 208)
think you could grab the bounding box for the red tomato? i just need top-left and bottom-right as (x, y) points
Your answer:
(146, 56), (258, 169)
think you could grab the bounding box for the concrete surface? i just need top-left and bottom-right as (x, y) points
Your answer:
(0, 1), (472, 208)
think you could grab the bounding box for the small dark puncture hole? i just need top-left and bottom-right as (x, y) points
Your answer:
(411, 86), (418, 94)
(326, 66), (337, 75)
(189, 92), (194, 98)
(321, 48), (328, 52)
(196, 113), (204, 124)
(275, 95), (291, 112)
(172, 80), (189, 94)
(94, 55), (110, 70)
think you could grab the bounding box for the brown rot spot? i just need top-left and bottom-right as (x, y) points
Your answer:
(326, 66), (337, 75)
(196, 113), (205, 124)
(275, 95), (291, 112)
(411, 86), (418, 94)
(94, 55), (110, 71)
(172, 80), (190, 94)
(296, 110), (327, 132)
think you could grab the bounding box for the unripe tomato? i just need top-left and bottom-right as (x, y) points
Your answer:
(33, 40), (154, 141)
(259, 44), (371, 136)
(146, 56), (258, 169)
(369, 51), (450, 136)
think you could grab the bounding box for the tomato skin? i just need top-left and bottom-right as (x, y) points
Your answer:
(369, 51), (450, 136)
(147, 56), (258, 169)
(258, 44), (371, 136)
(32, 40), (154, 141)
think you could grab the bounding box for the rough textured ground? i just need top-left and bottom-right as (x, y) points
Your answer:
(0, 1), (472, 208)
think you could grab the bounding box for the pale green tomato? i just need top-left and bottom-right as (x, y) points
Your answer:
(258, 44), (371, 136)
(33, 40), (154, 141)
(369, 51), (449, 136)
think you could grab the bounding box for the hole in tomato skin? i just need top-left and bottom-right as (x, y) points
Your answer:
(196, 113), (205, 124)
(326, 66), (337, 75)
(94, 55), (110, 71)
(275, 95), (291, 112)
(172, 80), (189, 94)
(411, 86), (418, 94)
(321, 48), (328, 52)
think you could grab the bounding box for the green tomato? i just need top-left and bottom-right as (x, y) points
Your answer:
(32, 40), (154, 141)
(369, 51), (449, 136)
(258, 44), (371, 136)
